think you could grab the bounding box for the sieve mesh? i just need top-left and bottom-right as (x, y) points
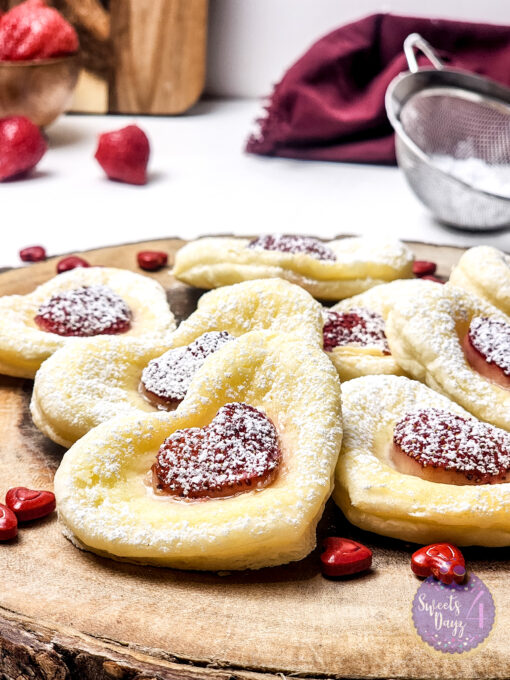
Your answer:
(386, 33), (510, 230)
(400, 89), (510, 164)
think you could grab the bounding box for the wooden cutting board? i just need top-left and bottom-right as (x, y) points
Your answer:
(1, 1), (209, 114)
(1, 237), (509, 680)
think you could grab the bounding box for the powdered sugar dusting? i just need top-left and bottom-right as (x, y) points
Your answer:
(323, 306), (390, 353)
(153, 402), (281, 498)
(469, 316), (510, 377)
(247, 234), (337, 262)
(394, 408), (510, 483)
(34, 285), (131, 337)
(141, 331), (233, 403)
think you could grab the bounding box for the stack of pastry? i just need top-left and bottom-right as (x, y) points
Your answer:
(2, 235), (510, 570)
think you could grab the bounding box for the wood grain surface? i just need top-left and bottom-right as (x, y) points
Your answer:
(1, 237), (509, 680)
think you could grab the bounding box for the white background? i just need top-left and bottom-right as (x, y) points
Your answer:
(206, 0), (510, 97)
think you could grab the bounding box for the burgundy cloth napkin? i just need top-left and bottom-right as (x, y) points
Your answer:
(246, 13), (510, 164)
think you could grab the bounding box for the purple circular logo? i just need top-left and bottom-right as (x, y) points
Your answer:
(412, 573), (495, 653)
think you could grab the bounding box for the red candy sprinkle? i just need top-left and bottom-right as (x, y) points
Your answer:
(322, 307), (390, 353)
(247, 234), (336, 262)
(0, 0), (79, 60)
(413, 260), (437, 277)
(19, 245), (46, 262)
(153, 402), (281, 499)
(137, 250), (168, 271)
(321, 537), (372, 577)
(34, 284), (132, 337)
(5, 487), (55, 522)
(411, 543), (466, 585)
(421, 275), (444, 284)
(56, 256), (90, 274)
(95, 125), (150, 186)
(393, 408), (510, 484)
(0, 116), (47, 181)
(0, 503), (17, 540)
(141, 331), (234, 408)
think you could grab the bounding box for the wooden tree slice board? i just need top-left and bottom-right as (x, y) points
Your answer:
(1, 237), (509, 680)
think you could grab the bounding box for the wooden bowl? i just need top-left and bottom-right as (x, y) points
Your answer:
(0, 54), (80, 127)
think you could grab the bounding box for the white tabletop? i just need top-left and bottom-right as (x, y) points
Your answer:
(3, 98), (509, 268)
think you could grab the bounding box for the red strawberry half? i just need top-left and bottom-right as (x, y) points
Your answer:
(95, 125), (150, 186)
(0, 116), (47, 181)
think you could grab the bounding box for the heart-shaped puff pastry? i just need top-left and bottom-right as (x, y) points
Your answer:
(31, 279), (323, 448)
(172, 235), (414, 300)
(449, 246), (510, 315)
(324, 279), (421, 381)
(0, 267), (175, 379)
(335, 375), (510, 546)
(54, 330), (342, 570)
(385, 280), (510, 430)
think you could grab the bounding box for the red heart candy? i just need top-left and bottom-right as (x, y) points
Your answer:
(0, 503), (18, 540)
(137, 250), (168, 271)
(421, 275), (444, 284)
(19, 245), (46, 262)
(411, 543), (466, 585)
(56, 256), (91, 274)
(5, 487), (56, 522)
(321, 537), (372, 577)
(413, 260), (437, 277)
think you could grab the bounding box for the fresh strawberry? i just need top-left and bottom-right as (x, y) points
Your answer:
(0, 116), (47, 181)
(95, 125), (150, 186)
(0, 0), (79, 61)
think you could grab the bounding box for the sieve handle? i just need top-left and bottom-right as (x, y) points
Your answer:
(404, 33), (444, 73)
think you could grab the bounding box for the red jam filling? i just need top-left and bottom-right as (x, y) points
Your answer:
(322, 307), (390, 353)
(392, 408), (510, 485)
(140, 331), (234, 410)
(247, 234), (336, 262)
(152, 402), (281, 499)
(463, 316), (510, 388)
(34, 285), (131, 337)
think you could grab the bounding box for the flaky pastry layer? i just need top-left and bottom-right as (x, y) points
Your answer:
(385, 281), (510, 430)
(31, 279), (324, 447)
(449, 246), (510, 315)
(326, 280), (419, 381)
(172, 237), (414, 300)
(54, 330), (342, 570)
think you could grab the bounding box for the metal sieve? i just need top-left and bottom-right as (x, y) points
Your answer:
(386, 33), (510, 231)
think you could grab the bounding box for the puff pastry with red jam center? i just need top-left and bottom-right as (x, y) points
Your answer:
(0, 266), (175, 379)
(54, 330), (342, 570)
(322, 279), (422, 381)
(386, 280), (510, 430)
(334, 374), (510, 547)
